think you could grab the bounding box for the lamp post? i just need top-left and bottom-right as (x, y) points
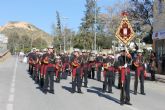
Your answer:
(61, 17), (68, 52)
(136, 31), (142, 50)
(94, 0), (97, 51)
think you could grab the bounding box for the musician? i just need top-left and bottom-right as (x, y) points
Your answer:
(55, 56), (63, 83)
(42, 45), (55, 94)
(96, 52), (103, 81)
(39, 48), (47, 88)
(102, 51), (115, 93)
(133, 49), (146, 95)
(81, 50), (89, 87)
(118, 47), (132, 105)
(62, 52), (71, 79)
(28, 48), (37, 75)
(71, 49), (83, 93)
(88, 51), (96, 79)
(33, 49), (41, 83)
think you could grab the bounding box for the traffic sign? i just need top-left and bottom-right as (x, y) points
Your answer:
(116, 16), (135, 45)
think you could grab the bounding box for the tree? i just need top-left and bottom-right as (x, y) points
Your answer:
(52, 11), (63, 52)
(127, 0), (154, 44)
(19, 34), (31, 53)
(79, 0), (99, 49)
(7, 32), (20, 54)
(95, 2), (125, 49)
(32, 37), (47, 49)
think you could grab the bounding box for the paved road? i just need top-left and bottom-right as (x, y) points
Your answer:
(0, 56), (165, 110)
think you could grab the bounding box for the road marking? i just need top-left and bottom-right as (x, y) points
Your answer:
(125, 105), (139, 110)
(6, 103), (13, 110)
(10, 87), (15, 94)
(11, 83), (15, 88)
(8, 94), (14, 102)
(6, 57), (18, 110)
(12, 78), (16, 84)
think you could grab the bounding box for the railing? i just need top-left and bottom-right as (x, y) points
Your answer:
(0, 50), (10, 62)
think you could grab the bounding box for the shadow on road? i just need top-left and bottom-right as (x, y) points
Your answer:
(87, 86), (120, 105)
(62, 86), (73, 93)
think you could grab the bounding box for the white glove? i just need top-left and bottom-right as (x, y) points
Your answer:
(124, 63), (127, 68)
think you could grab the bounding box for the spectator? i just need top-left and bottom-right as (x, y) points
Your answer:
(149, 51), (157, 81)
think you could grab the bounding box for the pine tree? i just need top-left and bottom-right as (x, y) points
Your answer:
(79, 0), (99, 49)
(53, 11), (62, 52)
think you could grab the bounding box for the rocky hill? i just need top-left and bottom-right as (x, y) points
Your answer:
(0, 21), (52, 44)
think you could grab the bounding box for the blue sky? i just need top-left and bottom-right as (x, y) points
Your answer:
(0, 0), (118, 34)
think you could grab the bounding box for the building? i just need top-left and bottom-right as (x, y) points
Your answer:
(152, 0), (165, 74)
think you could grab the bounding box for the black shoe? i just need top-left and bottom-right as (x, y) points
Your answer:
(134, 92), (137, 95)
(71, 89), (75, 93)
(84, 84), (88, 88)
(108, 91), (112, 93)
(42, 89), (47, 94)
(49, 90), (54, 94)
(120, 102), (124, 105)
(141, 93), (146, 95)
(125, 102), (132, 105)
(117, 86), (121, 89)
(77, 89), (83, 93)
(102, 90), (105, 93)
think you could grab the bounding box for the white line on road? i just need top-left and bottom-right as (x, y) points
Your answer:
(8, 94), (14, 102)
(11, 83), (15, 88)
(6, 103), (13, 110)
(6, 57), (18, 110)
(10, 87), (15, 94)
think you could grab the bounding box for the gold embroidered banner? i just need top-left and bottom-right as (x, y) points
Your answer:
(116, 16), (135, 45)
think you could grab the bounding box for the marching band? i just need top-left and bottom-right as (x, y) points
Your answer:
(27, 45), (147, 105)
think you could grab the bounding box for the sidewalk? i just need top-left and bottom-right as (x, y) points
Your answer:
(155, 74), (165, 83)
(130, 71), (165, 83)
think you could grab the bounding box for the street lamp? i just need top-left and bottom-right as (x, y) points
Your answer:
(61, 17), (69, 52)
(94, 0), (97, 51)
(136, 31), (142, 50)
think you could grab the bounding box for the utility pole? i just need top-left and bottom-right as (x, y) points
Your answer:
(94, 0), (97, 51)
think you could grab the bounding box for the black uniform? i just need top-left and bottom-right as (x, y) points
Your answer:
(28, 52), (37, 75)
(96, 56), (103, 81)
(103, 56), (115, 93)
(71, 56), (83, 93)
(133, 56), (146, 95)
(62, 55), (70, 79)
(82, 55), (89, 87)
(43, 52), (55, 94)
(118, 54), (132, 105)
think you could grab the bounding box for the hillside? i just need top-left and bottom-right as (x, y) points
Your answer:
(0, 21), (52, 45)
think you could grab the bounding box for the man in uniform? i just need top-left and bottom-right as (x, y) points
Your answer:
(81, 50), (89, 87)
(62, 52), (70, 79)
(28, 48), (36, 75)
(96, 52), (103, 81)
(39, 48), (47, 88)
(118, 47), (132, 105)
(88, 51), (96, 79)
(33, 49), (41, 83)
(102, 50), (115, 93)
(133, 49), (146, 95)
(71, 49), (83, 93)
(55, 56), (63, 83)
(42, 46), (55, 94)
